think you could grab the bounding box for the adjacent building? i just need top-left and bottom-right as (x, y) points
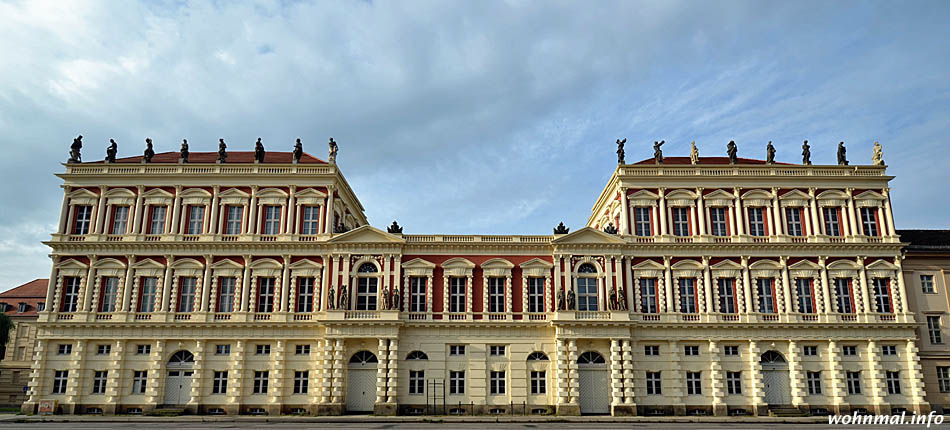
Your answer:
(0, 279), (47, 407)
(22, 144), (927, 416)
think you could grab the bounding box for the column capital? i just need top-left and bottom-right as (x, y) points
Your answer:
(818, 256), (827, 266)
(658, 187), (666, 196)
(251, 185), (259, 192)
(136, 185), (145, 192)
(741, 256), (750, 266)
(779, 256), (789, 264)
(164, 255), (175, 263)
(701, 256), (710, 267)
(733, 187), (741, 196)
(856, 255), (866, 265)
(174, 185), (183, 192)
(696, 187), (704, 193)
(771, 186), (779, 195)
(883, 187), (891, 196)
(808, 187), (817, 196)
(213, 185), (220, 192)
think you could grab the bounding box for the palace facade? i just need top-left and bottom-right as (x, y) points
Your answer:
(23, 144), (926, 416)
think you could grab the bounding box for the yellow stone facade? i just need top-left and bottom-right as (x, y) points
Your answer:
(23, 151), (927, 416)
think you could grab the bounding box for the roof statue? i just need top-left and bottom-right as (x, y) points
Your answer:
(690, 141), (699, 165)
(802, 140), (812, 165)
(387, 220), (403, 234)
(328, 137), (338, 164)
(872, 141), (884, 166)
(653, 140), (664, 164)
(553, 222), (570, 235)
(143, 138), (155, 163)
(616, 138), (626, 164)
(217, 138), (227, 163)
(292, 138), (303, 163)
(106, 139), (117, 163)
(179, 139), (189, 163)
(603, 223), (618, 234)
(254, 137), (265, 163)
(68, 135), (83, 163)
(837, 141), (848, 166)
(766, 141), (775, 164)
(727, 140), (738, 164)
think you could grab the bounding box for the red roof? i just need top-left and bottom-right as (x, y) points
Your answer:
(85, 151), (327, 164)
(633, 156), (794, 165)
(0, 279), (48, 317)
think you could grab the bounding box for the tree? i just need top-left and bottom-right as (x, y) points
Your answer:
(0, 313), (14, 362)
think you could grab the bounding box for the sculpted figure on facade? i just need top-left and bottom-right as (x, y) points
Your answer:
(553, 222), (570, 234)
(179, 139), (189, 163)
(557, 290), (565, 311)
(254, 138), (265, 163)
(603, 223), (618, 234)
(217, 138), (227, 163)
(872, 141), (884, 166)
(690, 141), (699, 165)
(391, 287), (401, 311)
(837, 141), (848, 166)
(68, 135), (83, 163)
(143, 138), (155, 163)
(727, 140), (738, 164)
(802, 140), (812, 165)
(609, 289), (619, 311)
(653, 140), (664, 164)
(617, 286), (627, 311)
(766, 141), (775, 164)
(339, 288), (348, 310)
(293, 138), (303, 163)
(326, 286), (335, 310)
(567, 289), (576, 310)
(328, 137), (338, 164)
(106, 139), (117, 163)
(387, 221), (403, 234)
(616, 138), (626, 164)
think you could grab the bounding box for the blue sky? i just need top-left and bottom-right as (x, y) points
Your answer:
(1, 0), (949, 290)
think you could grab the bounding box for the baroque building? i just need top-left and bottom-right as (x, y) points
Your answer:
(0, 279), (46, 407)
(23, 143), (926, 416)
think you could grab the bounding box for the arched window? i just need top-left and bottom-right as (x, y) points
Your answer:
(576, 263), (599, 311)
(167, 350), (194, 367)
(527, 352), (549, 361)
(355, 263), (379, 310)
(406, 351), (428, 360)
(577, 351), (606, 364)
(349, 350), (378, 365)
(760, 351), (786, 364)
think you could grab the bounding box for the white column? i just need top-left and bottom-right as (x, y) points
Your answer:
(696, 188), (706, 236)
(324, 186), (335, 234)
(620, 188), (630, 235)
(858, 257), (871, 313)
(44, 257), (60, 311)
(702, 257), (712, 314)
(847, 188), (859, 236)
(741, 256), (752, 313)
(554, 256), (562, 310)
(241, 256), (252, 312)
(209, 186), (220, 235)
(247, 186), (259, 234)
(121, 256), (136, 312)
(200, 255), (213, 312)
(734, 187), (745, 235)
(663, 256), (673, 312)
(131, 185), (145, 234)
(771, 188), (783, 236)
(160, 256), (174, 312)
(781, 257), (792, 314)
(658, 188), (668, 236)
(895, 257), (909, 314)
(286, 185), (296, 235)
(58, 186), (71, 234)
(280, 255), (291, 313)
(883, 188), (895, 236)
(809, 188), (820, 236)
(82, 255), (98, 311)
(170, 185), (183, 234)
(819, 257), (832, 314)
(93, 186), (108, 234)
(787, 340), (804, 406)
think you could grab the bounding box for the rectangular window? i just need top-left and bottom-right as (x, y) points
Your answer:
(646, 372), (661, 395)
(217, 277), (236, 313)
(872, 278), (892, 313)
(489, 345), (506, 356)
(138, 277), (157, 313)
(301, 206), (320, 235)
(710, 207), (728, 236)
(52, 370), (68, 394)
(148, 206), (167, 234)
(92, 370), (107, 394)
(834, 278), (855, 314)
(110, 206), (129, 234)
(295, 344), (311, 355)
(644, 345), (660, 356)
(449, 345), (465, 356)
(938, 367), (950, 393)
(724, 345), (739, 356)
(136, 344), (151, 355)
(886, 371), (901, 394)
(796, 278), (815, 314)
(253, 371), (269, 394)
(449, 371), (465, 394)
(61, 276), (81, 312)
(846, 371), (861, 395)
(672, 207), (690, 236)
(409, 370), (425, 395)
(186, 205), (205, 234)
(686, 372), (701, 395)
(640, 278), (658, 313)
(257, 278), (275, 313)
(215, 344), (231, 355)
(823, 207), (841, 236)
(178, 277), (197, 313)
(132, 370), (147, 394)
(488, 277), (505, 313)
(225, 206), (243, 235)
(96, 344), (111, 355)
(73, 205), (92, 234)
(684, 345), (699, 356)
(842, 345), (857, 356)
(928, 316), (943, 344)
(490, 371), (506, 395)
(293, 371), (309, 394)
(409, 277), (426, 313)
(57, 344), (72, 355)
(634, 207), (652, 236)
(577, 275), (598, 311)
(256, 344), (271, 355)
(100, 277), (119, 312)
(921, 275), (936, 294)
(748, 207), (766, 236)
(212, 371), (228, 394)
(679, 278), (697, 313)
(296, 277), (314, 313)
(262, 205), (280, 235)
(881, 345), (897, 356)
(718, 278), (737, 313)
(803, 346), (818, 356)
(726, 371), (742, 395)
(449, 277), (466, 313)
(527, 277), (545, 313)
(756, 278), (776, 313)
(806, 371), (822, 395)
(356, 276), (378, 311)
(861, 207), (879, 236)
(786, 207), (803, 236)
(530, 370), (546, 394)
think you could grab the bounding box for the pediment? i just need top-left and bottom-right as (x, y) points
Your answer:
(855, 190), (885, 201)
(93, 257), (127, 269)
(442, 257), (476, 269)
(749, 259), (782, 270)
(779, 190), (810, 201)
(672, 259), (703, 270)
(704, 189), (734, 200)
(817, 190), (849, 200)
(552, 227), (625, 245)
(666, 189), (697, 200)
(249, 258), (282, 268)
(171, 257), (204, 269)
(481, 258), (515, 269)
(180, 188), (212, 198)
(789, 259), (820, 270)
(628, 189), (658, 200)
(219, 188), (250, 198)
(328, 225), (405, 244)
(711, 259), (742, 270)
(289, 258), (323, 270)
(866, 259), (898, 270)
(632, 259), (664, 271)
(827, 259), (859, 270)
(519, 258), (554, 269)
(211, 258), (244, 269)
(295, 187), (327, 198)
(132, 258), (165, 269)
(403, 258), (437, 269)
(741, 189), (772, 199)
(143, 188), (174, 198)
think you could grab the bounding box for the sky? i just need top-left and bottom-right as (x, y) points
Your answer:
(1, 0), (949, 291)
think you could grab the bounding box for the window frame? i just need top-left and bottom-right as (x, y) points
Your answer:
(795, 278), (816, 314)
(928, 316), (943, 344)
(489, 370), (506, 395)
(846, 371), (861, 395)
(678, 278), (698, 313)
(640, 278), (658, 313)
(296, 277), (315, 313)
(253, 370), (269, 394)
(921, 275), (936, 294)
(110, 205), (129, 235)
(448, 277), (466, 313)
(671, 207), (690, 237)
(717, 278), (737, 314)
(185, 205), (205, 235)
(293, 370), (309, 395)
(212, 370), (228, 394)
(132, 370), (148, 394)
(409, 370), (425, 395)
(527, 277), (545, 313)
(487, 277), (506, 313)
(177, 277), (197, 313)
(92, 370), (107, 395)
(806, 371), (822, 395)
(726, 371), (742, 395)
(99, 276), (119, 313)
(449, 370), (465, 395)
(634, 207), (653, 237)
(686, 371), (702, 395)
(409, 276), (426, 313)
(747, 207), (767, 237)
(225, 205), (243, 235)
(217, 277), (236, 313)
(256, 277), (275, 313)
(834, 278), (855, 314)
(709, 207), (729, 237)
(301, 205), (321, 235)
(646, 371), (661, 395)
(73, 205), (92, 235)
(262, 205), (281, 235)
(530, 370), (546, 395)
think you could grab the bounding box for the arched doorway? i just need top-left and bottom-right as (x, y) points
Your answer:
(760, 350), (791, 405)
(164, 350), (195, 405)
(346, 350), (378, 412)
(576, 351), (610, 414)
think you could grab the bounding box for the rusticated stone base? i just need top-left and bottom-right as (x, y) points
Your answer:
(556, 403), (580, 416)
(315, 403), (344, 415)
(374, 402), (398, 415)
(611, 404), (636, 416)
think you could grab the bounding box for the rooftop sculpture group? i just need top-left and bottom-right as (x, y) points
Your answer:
(612, 138), (881, 167)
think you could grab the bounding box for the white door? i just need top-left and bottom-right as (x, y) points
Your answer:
(762, 370), (791, 405)
(346, 368), (376, 412)
(164, 370), (193, 405)
(578, 369), (610, 414)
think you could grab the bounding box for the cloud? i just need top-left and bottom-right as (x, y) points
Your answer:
(0, 0), (949, 289)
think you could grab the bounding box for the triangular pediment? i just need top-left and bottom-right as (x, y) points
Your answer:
(519, 258), (554, 269)
(552, 227), (625, 245)
(704, 189), (734, 200)
(328, 225), (405, 244)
